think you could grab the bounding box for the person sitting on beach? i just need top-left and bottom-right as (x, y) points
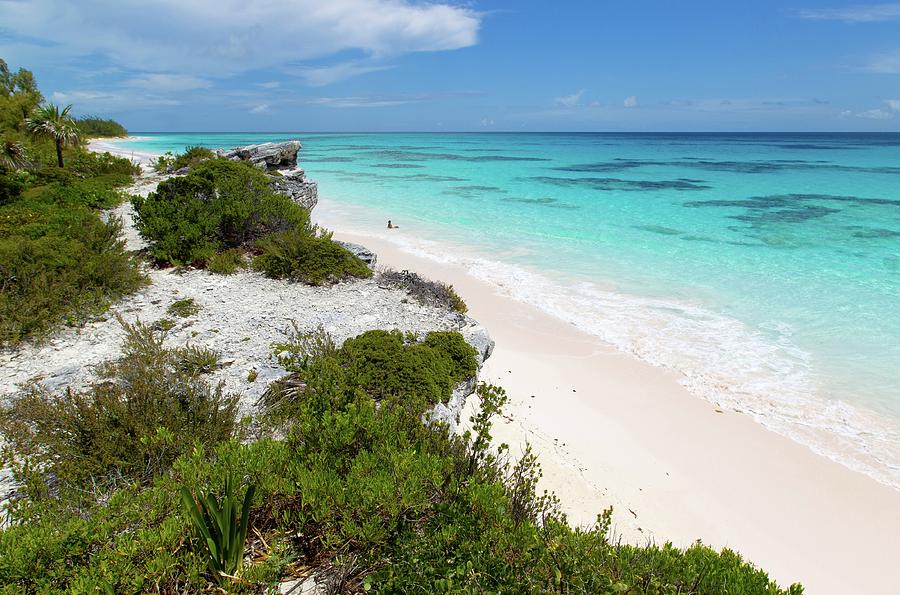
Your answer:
(387, 219), (399, 229)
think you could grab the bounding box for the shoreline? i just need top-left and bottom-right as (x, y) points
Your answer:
(91, 138), (900, 593)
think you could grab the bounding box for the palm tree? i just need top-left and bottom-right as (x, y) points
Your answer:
(0, 140), (28, 170)
(26, 103), (79, 167)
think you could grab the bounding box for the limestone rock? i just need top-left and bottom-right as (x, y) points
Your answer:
(216, 141), (300, 171)
(336, 241), (377, 266)
(269, 170), (318, 211)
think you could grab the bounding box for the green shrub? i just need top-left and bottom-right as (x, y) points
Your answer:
(167, 297), (201, 318)
(207, 248), (246, 274)
(0, 166), (25, 204)
(133, 159), (309, 265)
(0, 330), (800, 594)
(0, 211), (145, 345)
(76, 116), (127, 137)
(252, 229), (372, 285)
(0, 318), (238, 491)
(65, 148), (139, 178)
(152, 146), (216, 173)
(265, 328), (477, 424)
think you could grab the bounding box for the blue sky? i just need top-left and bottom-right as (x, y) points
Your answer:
(2, 0), (900, 131)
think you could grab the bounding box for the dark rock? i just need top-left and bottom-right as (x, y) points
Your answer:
(335, 241), (377, 266)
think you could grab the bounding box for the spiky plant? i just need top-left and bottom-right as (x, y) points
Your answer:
(26, 103), (79, 167)
(180, 475), (255, 583)
(0, 139), (28, 170)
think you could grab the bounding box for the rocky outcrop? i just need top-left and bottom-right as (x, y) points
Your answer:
(215, 140), (319, 212)
(216, 141), (300, 171)
(269, 170), (318, 211)
(336, 241), (377, 266)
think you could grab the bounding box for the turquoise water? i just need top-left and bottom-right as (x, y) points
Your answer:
(117, 132), (900, 487)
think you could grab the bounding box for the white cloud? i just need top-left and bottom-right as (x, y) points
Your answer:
(308, 96), (420, 108)
(480, 117), (494, 126)
(866, 52), (900, 73)
(257, 81), (281, 89)
(554, 90), (584, 108)
(290, 61), (395, 86)
(51, 89), (180, 110)
(623, 95), (638, 108)
(124, 74), (211, 91)
(1, 0), (481, 78)
(250, 103), (269, 113)
(797, 3), (900, 22)
(856, 108), (894, 119)
(887, 99), (900, 111)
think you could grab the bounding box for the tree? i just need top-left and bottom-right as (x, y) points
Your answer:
(0, 59), (43, 132)
(26, 103), (79, 167)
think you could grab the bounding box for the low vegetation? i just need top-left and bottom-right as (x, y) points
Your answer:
(252, 228), (373, 285)
(0, 175), (145, 345)
(134, 155), (371, 285)
(207, 247), (246, 274)
(381, 268), (468, 313)
(168, 297), (201, 318)
(133, 159), (308, 265)
(151, 146), (216, 173)
(0, 318), (236, 493)
(0, 59), (142, 345)
(0, 324), (800, 593)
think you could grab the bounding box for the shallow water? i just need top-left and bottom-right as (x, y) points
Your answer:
(119, 132), (900, 488)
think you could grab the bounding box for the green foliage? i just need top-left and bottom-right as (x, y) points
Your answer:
(133, 159), (310, 265)
(64, 148), (139, 178)
(175, 344), (220, 375)
(264, 328), (478, 427)
(75, 116), (127, 137)
(0, 206), (145, 345)
(180, 475), (256, 583)
(167, 297), (201, 318)
(0, 326), (799, 593)
(0, 166), (25, 204)
(0, 59), (43, 134)
(0, 318), (237, 491)
(252, 228), (372, 285)
(207, 248), (246, 274)
(152, 146), (216, 173)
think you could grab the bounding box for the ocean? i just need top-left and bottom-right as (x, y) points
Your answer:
(116, 132), (900, 489)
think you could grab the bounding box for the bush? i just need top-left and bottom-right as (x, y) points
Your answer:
(167, 297), (201, 318)
(152, 146), (216, 173)
(0, 211), (145, 345)
(381, 268), (468, 313)
(264, 328), (477, 424)
(76, 116), (127, 137)
(0, 166), (25, 204)
(133, 159), (309, 265)
(207, 248), (246, 274)
(0, 371), (801, 593)
(252, 229), (372, 285)
(0, 318), (237, 493)
(65, 149), (139, 178)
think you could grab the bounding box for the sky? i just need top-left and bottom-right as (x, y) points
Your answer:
(2, 0), (900, 132)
